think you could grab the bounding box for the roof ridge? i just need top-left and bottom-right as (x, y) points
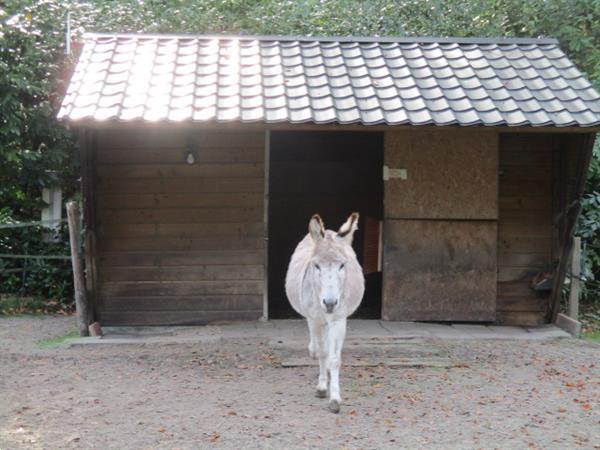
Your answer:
(83, 32), (559, 45)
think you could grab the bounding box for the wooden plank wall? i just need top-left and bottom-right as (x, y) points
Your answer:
(497, 134), (559, 326)
(94, 129), (265, 325)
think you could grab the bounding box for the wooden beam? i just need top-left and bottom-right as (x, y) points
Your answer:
(548, 133), (596, 322)
(67, 201), (91, 336)
(79, 129), (99, 320)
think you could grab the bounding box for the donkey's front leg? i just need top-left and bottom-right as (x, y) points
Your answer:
(314, 321), (329, 398)
(307, 318), (317, 359)
(326, 318), (347, 413)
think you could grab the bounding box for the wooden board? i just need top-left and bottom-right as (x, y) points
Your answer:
(99, 265), (264, 282)
(382, 220), (497, 322)
(100, 310), (263, 326)
(101, 295), (263, 311)
(384, 129), (498, 220)
(98, 177), (264, 194)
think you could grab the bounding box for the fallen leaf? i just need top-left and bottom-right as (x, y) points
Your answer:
(209, 432), (220, 442)
(581, 403), (592, 411)
(158, 427), (166, 433)
(227, 410), (237, 416)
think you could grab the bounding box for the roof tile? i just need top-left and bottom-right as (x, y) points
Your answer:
(58, 34), (600, 126)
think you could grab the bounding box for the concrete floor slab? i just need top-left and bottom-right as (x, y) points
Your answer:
(68, 320), (572, 346)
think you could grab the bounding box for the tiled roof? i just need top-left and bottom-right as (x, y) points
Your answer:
(58, 33), (600, 127)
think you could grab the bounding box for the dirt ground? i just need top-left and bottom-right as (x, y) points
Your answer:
(0, 316), (598, 450)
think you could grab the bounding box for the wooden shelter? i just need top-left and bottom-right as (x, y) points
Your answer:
(58, 34), (600, 326)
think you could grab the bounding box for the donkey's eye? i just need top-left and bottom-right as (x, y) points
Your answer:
(339, 263), (345, 271)
(314, 264), (321, 271)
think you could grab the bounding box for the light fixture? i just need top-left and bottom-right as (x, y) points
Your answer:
(186, 152), (195, 165)
(185, 137), (196, 164)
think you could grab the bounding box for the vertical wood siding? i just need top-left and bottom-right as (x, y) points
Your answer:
(496, 134), (558, 326)
(94, 129), (265, 325)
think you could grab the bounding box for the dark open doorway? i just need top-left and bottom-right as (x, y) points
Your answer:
(268, 131), (384, 319)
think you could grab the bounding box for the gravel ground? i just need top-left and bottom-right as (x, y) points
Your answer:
(0, 316), (598, 450)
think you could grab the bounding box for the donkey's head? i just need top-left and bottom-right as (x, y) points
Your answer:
(307, 213), (360, 314)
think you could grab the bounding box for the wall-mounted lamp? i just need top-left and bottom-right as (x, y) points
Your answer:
(186, 152), (196, 165)
(185, 138), (196, 165)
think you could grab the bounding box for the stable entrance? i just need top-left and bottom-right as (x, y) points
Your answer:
(268, 131), (384, 318)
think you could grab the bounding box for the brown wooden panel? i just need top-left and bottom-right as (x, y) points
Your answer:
(99, 236), (263, 252)
(498, 267), (540, 283)
(98, 250), (264, 267)
(498, 253), (551, 267)
(499, 196), (552, 211)
(497, 281), (540, 298)
(97, 163), (264, 179)
(498, 210), (553, 225)
(99, 265), (264, 282)
(97, 146), (264, 164)
(98, 207), (263, 224)
(499, 180), (552, 197)
(498, 224), (553, 239)
(499, 166), (552, 181)
(496, 296), (548, 312)
(494, 311), (545, 326)
(384, 129), (498, 220)
(498, 235), (554, 254)
(100, 280), (263, 297)
(97, 177), (264, 194)
(499, 149), (553, 166)
(100, 309), (263, 326)
(100, 222), (263, 238)
(97, 193), (262, 209)
(382, 219), (497, 322)
(102, 295), (263, 311)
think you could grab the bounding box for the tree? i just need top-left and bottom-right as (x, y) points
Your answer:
(1, 0), (599, 304)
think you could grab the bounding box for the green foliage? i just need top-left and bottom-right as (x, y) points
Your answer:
(0, 214), (73, 309)
(1, 0), (599, 308)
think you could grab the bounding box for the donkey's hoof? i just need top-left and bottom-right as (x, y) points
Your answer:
(328, 400), (341, 413)
(316, 389), (327, 398)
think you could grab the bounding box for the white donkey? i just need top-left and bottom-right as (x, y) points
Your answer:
(285, 213), (365, 413)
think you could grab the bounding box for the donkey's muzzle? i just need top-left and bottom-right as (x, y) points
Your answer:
(323, 298), (338, 314)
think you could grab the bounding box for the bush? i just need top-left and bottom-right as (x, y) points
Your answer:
(0, 208), (73, 312)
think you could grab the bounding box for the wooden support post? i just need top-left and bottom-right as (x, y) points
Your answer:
(568, 236), (581, 320)
(67, 201), (90, 337)
(79, 129), (99, 320)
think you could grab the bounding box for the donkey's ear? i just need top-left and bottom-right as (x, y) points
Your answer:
(309, 214), (325, 242)
(337, 212), (359, 244)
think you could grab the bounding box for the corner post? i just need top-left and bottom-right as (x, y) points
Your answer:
(79, 129), (99, 321)
(67, 201), (91, 336)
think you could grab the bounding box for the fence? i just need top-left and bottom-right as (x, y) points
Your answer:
(0, 219), (71, 294)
